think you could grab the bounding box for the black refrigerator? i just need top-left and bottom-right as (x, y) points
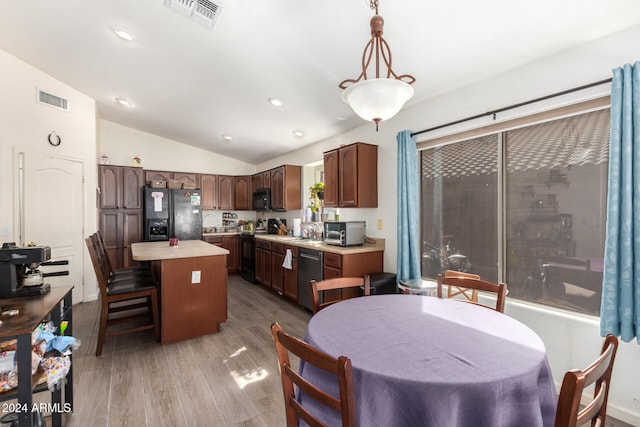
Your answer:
(143, 187), (203, 241)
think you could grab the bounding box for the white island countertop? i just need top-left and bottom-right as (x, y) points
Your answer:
(132, 239), (229, 261)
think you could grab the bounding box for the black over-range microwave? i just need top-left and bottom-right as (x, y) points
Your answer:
(253, 189), (271, 211)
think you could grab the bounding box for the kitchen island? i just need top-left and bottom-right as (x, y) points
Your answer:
(131, 240), (229, 344)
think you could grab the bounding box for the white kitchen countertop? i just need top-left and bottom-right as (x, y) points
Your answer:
(132, 239), (229, 261)
(254, 234), (384, 255)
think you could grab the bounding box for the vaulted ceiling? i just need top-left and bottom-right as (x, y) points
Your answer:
(1, 0), (639, 164)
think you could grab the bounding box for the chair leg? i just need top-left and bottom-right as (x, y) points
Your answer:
(150, 292), (160, 343)
(96, 300), (109, 356)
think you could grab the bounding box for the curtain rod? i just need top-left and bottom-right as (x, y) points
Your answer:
(411, 77), (613, 138)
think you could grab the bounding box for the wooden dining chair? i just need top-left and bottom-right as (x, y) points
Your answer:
(443, 269), (481, 303)
(93, 230), (151, 281)
(271, 322), (356, 427)
(310, 275), (371, 314)
(436, 274), (508, 313)
(85, 235), (160, 356)
(554, 334), (619, 427)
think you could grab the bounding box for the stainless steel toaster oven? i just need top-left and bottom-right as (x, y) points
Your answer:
(323, 221), (366, 247)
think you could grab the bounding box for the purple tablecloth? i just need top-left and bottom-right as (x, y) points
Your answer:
(301, 294), (557, 427)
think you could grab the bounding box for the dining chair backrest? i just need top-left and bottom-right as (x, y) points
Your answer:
(271, 322), (356, 427)
(436, 274), (508, 313)
(443, 270), (481, 303)
(310, 275), (370, 314)
(94, 230), (116, 278)
(554, 334), (619, 427)
(85, 235), (109, 299)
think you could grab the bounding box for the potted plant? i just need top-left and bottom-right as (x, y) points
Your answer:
(309, 182), (324, 220)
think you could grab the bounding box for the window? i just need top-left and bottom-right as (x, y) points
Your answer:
(420, 108), (609, 315)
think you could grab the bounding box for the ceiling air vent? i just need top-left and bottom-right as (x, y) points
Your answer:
(165, 0), (224, 29)
(37, 89), (69, 112)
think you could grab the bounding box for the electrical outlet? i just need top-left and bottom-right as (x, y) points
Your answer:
(377, 219), (383, 230)
(191, 271), (201, 284)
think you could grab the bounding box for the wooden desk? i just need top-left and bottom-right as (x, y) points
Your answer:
(131, 240), (229, 344)
(0, 285), (74, 427)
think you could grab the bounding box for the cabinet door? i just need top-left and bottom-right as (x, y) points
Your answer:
(323, 150), (339, 207)
(144, 170), (173, 185)
(271, 251), (284, 293)
(255, 247), (264, 284)
(263, 249), (272, 287)
(270, 167), (285, 210)
(262, 171), (271, 190)
(283, 249), (298, 300)
(174, 172), (200, 188)
(122, 211), (143, 267)
(218, 176), (234, 210)
(99, 210), (121, 269)
(222, 236), (239, 272)
(98, 165), (121, 209)
(339, 144), (358, 207)
(201, 174), (218, 210)
(256, 247), (272, 285)
(252, 174), (262, 193)
(270, 242), (284, 292)
(122, 167), (144, 209)
(234, 176), (251, 210)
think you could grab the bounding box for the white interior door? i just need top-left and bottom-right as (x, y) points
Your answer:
(20, 152), (84, 304)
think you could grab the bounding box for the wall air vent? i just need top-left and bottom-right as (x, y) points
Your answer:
(165, 0), (224, 29)
(36, 89), (70, 112)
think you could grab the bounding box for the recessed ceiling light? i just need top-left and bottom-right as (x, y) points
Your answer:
(111, 27), (135, 41)
(293, 130), (304, 138)
(115, 97), (133, 107)
(222, 135), (233, 141)
(268, 98), (283, 107)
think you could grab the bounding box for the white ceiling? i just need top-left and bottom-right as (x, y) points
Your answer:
(1, 0), (639, 164)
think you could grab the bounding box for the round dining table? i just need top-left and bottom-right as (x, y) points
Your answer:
(300, 294), (557, 427)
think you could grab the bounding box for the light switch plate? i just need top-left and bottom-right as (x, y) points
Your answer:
(191, 271), (201, 284)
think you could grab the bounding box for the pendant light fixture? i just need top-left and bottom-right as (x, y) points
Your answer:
(339, 0), (416, 130)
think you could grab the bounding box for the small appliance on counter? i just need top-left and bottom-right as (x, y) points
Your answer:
(324, 221), (367, 247)
(0, 242), (56, 298)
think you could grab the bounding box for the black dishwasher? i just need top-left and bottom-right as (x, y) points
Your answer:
(298, 248), (323, 311)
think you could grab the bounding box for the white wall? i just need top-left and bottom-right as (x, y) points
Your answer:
(0, 50), (98, 300)
(99, 120), (256, 175)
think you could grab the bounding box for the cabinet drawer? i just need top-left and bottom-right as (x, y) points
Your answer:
(256, 240), (272, 250)
(271, 242), (284, 254)
(205, 236), (223, 246)
(323, 266), (341, 280)
(324, 252), (342, 269)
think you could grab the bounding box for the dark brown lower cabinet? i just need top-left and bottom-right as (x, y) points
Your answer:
(99, 210), (143, 269)
(255, 240), (272, 287)
(204, 235), (240, 273)
(283, 245), (298, 300)
(322, 251), (384, 304)
(271, 243), (284, 293)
